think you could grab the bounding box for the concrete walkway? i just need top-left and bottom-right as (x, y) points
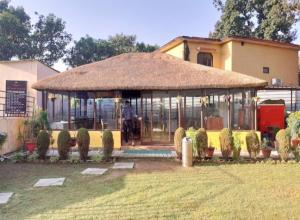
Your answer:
(45, 148), (288, 159)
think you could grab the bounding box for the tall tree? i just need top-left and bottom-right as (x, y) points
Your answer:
(135, 42), (159, 52)
(23, 13), (72, 66)
(211, 0), (300, 43)
(0, 0), (71, 66)
(64, 36), (114, 67)
(65, 34), (158, 67)
(108, 33), (136, 55)
(0, 0), (30, 60)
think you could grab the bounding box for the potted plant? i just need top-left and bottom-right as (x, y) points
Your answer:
(287, 111), (300, 146)
(22, 110), (51, 153)
(261, 138), (272, 159)
(23, 118), (38, 153)
(205, 141), (215, 158)
(69, 136), (77, 147)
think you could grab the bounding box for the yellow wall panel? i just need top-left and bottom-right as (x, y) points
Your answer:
(51, 130), (121, 149)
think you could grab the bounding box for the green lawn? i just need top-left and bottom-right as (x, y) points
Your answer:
(1, 161), (300, 219)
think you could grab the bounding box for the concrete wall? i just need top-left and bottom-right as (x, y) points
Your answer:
(0, 60), (59, 154)
(0, 118), (24, 155)
(220, 41), (233, 71)
(0, 61), (38, 99)
(0, 60), (58, 106)
(165, 43), (184, 59)
(37, 62), (58, 106)
(51, 130), (122, 149)
(231, 41), (299, 86)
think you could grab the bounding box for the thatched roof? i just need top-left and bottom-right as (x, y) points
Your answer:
(32, 52), (267, 92)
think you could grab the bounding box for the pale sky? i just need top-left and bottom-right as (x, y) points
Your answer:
(10, 0), (300, 71)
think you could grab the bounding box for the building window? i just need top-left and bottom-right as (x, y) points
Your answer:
(197, 52), (213, 67)
(263, 67), (270, 74)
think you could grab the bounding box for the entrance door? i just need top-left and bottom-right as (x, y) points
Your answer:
(141, 91), (175, 145)
(152, 93), (170, 143)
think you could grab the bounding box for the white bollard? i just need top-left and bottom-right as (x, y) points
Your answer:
(182, 137), (193, 167)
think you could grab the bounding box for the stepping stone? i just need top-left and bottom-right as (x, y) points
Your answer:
(81, 168), (108, 175)
(34, 178), (65, 187)
(0, 192), (13, 204)
(113, 162), (135, 169)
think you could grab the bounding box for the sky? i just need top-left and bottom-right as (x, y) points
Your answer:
(10, 0), (300, 71)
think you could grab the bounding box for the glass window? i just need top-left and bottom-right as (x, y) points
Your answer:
(197, 52), (213, 67)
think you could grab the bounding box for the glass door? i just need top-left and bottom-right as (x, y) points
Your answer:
(152, 92), (170, 144)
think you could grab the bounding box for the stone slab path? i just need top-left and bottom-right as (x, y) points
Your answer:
(113, 162), (135, 169)
(81, 168), (108, 175)
(0, 192), (13, 204)
(34, 178), (65, 187)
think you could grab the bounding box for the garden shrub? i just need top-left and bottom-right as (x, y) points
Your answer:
(219, 128), (233, 160)
(276, 129), (291, 161)
(286, 111), (300, 138)
(233, 133), (242, 161)
(174, 127), (186, 159)
(37, 130), (50, 159)
(195, 128), (208, 158)
(57, 129), (71, 160)
(76, 128), (90, 161)
(102, 130), (114, 161)
(246, 131), (260, 159)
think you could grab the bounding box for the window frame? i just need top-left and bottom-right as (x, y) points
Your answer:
(197, 52), (213, 67)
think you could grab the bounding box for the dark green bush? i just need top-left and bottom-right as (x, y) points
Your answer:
(102, 130), (114, 161)
(174, 127), (186, 159)
(195, 128), (208, 158)
(77, 128), (90, 161)
(57, 130), (71, 160)
(37, 130), (50, 159)
(276, 129), (290, 161)
(246, 131), (260, 159)
(219, 128), (233, 160)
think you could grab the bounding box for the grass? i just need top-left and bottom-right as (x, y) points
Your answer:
(1, 161), (300, 219)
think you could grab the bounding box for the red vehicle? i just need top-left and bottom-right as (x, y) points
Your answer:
(257, 104), (285, 137)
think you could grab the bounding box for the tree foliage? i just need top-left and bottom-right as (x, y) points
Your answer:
(0, 0), (71, 65)
(0, 0), (31, 60)
(64, 33), (158, 67)
(23, 13), (72, 66)
(211, 0), (300, 43)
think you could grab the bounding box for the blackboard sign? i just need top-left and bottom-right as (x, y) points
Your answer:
(5, 80), (27, 115)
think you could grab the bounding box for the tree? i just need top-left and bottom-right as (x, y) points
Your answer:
(108, 33), (136, 55)
(0, 0), (31, 60)
(135, 42), (159, 52)
(65, 34), (158, 67)
(211, 0), (300, 43)
(0, 0), (71, 66)
(64, 36), (114, 67)
(23, 13), (72, 66)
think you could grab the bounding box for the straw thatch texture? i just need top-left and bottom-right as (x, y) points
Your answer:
(32, 52), (267, 91)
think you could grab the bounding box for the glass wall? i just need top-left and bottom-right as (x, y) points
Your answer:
(183, 89), (254, 130)
(46, 89), (255, 138)
(231, 90), (253, 130)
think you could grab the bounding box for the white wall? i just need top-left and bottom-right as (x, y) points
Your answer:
(0, 60), (59, 154)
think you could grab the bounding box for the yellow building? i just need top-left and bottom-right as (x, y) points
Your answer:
(159, 36), (300, 87)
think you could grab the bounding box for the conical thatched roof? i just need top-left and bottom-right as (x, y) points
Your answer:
(32, 52), (267, 92)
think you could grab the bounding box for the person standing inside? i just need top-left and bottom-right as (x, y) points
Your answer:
(122, 100), (135, 146)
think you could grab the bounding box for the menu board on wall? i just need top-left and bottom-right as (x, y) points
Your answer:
(5, 80), (27, 115)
